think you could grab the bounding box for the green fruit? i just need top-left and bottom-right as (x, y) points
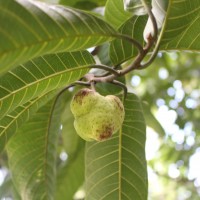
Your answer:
(70, 88), (125, 141)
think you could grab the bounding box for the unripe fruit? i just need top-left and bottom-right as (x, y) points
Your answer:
(70, 88), (125, 141)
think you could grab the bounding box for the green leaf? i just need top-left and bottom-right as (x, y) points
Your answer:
(142, 102), (165, 137)
(6, 95), (64, 200)
(160, 0), (200, 51)
(105, 0), (132, 29)
(55, 139), (85, 200)
(110, 16), (147, 65)
(0, 90), (58, 153)
(0, 0), (116, 73)
(0, 51), (94, 120)
(85, 93), (147, 200)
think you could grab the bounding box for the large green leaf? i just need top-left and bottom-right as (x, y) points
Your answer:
(0, 0), (116, 74)
(110, 16), (147, 65)
(0, 90), (58, 153)
(6, 95), (64, 200)
(160, 0), (200, 51)
(0, 51), (94, 120)
(85, 93), (147, 200)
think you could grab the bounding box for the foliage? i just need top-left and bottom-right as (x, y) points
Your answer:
(0, 0), (200, 199)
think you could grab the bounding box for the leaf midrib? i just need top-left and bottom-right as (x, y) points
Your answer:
(0, 65), (89, 101)
(0, 34), (115, 57)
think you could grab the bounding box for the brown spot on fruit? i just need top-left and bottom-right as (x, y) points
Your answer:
(73, 88), (93, 105)
(98, 125), (114, 141)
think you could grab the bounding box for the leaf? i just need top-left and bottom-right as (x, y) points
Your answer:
(55, 139), (85, 200)
(0, 51), (95, 120)
(105, 0), (132, 29)
(0, 90), (58, 153)
(0, 0), (116, 74)
(110, 15), (147, 65)
(160, 0), (200, 51)
(142, 101), (165, 137)
(6, 95), (64, 200)
(85, 93), (147, 200)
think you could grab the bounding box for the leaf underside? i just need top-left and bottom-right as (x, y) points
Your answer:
(6, 96), (65, 200)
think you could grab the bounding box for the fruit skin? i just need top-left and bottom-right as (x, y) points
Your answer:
(70, 88), (125, 141)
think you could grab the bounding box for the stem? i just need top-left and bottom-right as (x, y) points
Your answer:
(139, 0), (159, 68)
(64, 0), (159, 93)
(140, 43), (160, 69)
(141, 0), (158, 42)
(90, 81), (96, 92)
(87, 64), (120, 76)
(94, 64), (121, 77)
(48, 84), (75, 133)
(111, 80), (127, 98)
(75, 81), (91, 87)
(114, 33), (144, 54)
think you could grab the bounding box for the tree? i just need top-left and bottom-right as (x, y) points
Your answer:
(0, 0), (199, 199)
